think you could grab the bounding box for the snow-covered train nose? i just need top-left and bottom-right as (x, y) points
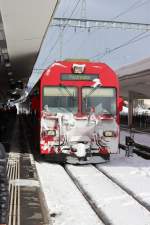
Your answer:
(72, 143), (87, 158)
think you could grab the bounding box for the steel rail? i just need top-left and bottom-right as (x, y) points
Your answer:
(95, 165), (150, 212)
(64, 165), (109, 225)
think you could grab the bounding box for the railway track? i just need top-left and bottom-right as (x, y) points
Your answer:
(95, 166), (150, 212)
(36, 159), (150, 225)
(64, 164), (150, 225)
(65, 165), (110, 225)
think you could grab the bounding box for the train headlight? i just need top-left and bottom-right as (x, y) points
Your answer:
(103, 131), (116, 137)
(47, 130), (56, 136)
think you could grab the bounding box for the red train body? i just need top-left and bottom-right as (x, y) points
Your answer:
(31, 60), (123, 163)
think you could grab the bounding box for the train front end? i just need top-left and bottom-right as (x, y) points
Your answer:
(40, 61), (121, 164)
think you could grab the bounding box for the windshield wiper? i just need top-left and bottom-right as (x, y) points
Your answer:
(58, 86), (76, 113)
(83, 87), (99, 110)
(59, 85), (72, 97)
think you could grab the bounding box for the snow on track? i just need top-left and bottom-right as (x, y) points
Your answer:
(36, 162), (103, 225)
(97, 151), (150, 211)
(66, 164), (150, 225)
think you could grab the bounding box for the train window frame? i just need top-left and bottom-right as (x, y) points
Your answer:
(82, 86), (117, 116)
(42, 86), (78, 114)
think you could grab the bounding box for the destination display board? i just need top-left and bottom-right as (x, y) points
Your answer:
(61, 74), (99, 81)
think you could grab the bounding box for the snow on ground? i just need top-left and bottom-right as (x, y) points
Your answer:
(67, 163), (150, 225)
(120, 130), (150, 146)
(36, 162), (103, 225)
(35, 132), (150, 225)
(97, 150), (150, 211)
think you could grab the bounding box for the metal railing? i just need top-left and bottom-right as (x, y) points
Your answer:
(120, 114), (150, 130)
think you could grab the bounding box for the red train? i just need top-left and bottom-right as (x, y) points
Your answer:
(31, 60), (123, 163)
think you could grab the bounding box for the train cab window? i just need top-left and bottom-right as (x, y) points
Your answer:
(43, 86), (78, 113)
(82, 87), (116, 115)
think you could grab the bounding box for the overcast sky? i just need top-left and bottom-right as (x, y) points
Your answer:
(27, 0), (150, 90)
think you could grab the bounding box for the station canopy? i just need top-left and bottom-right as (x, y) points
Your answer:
(0, 0), (58, 102)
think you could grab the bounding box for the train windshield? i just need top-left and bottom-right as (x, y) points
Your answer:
(43, 86), (78, 113)
(82, 87), (116, 115)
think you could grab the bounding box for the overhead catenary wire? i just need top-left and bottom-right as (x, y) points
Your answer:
(33, 0), (150, 75)
(91, 31), (146, 59)
(90, 31), (150, 60)
(40, 0), (82, 67)
(33, 29), (86, 66)
(56, 0), (88, 57)
(94, 0), (150, 59)
(71, 0), (150, 60)
(59, 0), (79, 58)
(131, 0), (150, 10)
(72, 29), (98, 57)
(112, 0), (150, 20)
(34, 30), (150, 70)
(44, 0), (150, 64)
(59, 1), (84, 59)
(64, 29), (85, 44)
(87, 0), (150, 60)
(61, 0), (78, 18)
